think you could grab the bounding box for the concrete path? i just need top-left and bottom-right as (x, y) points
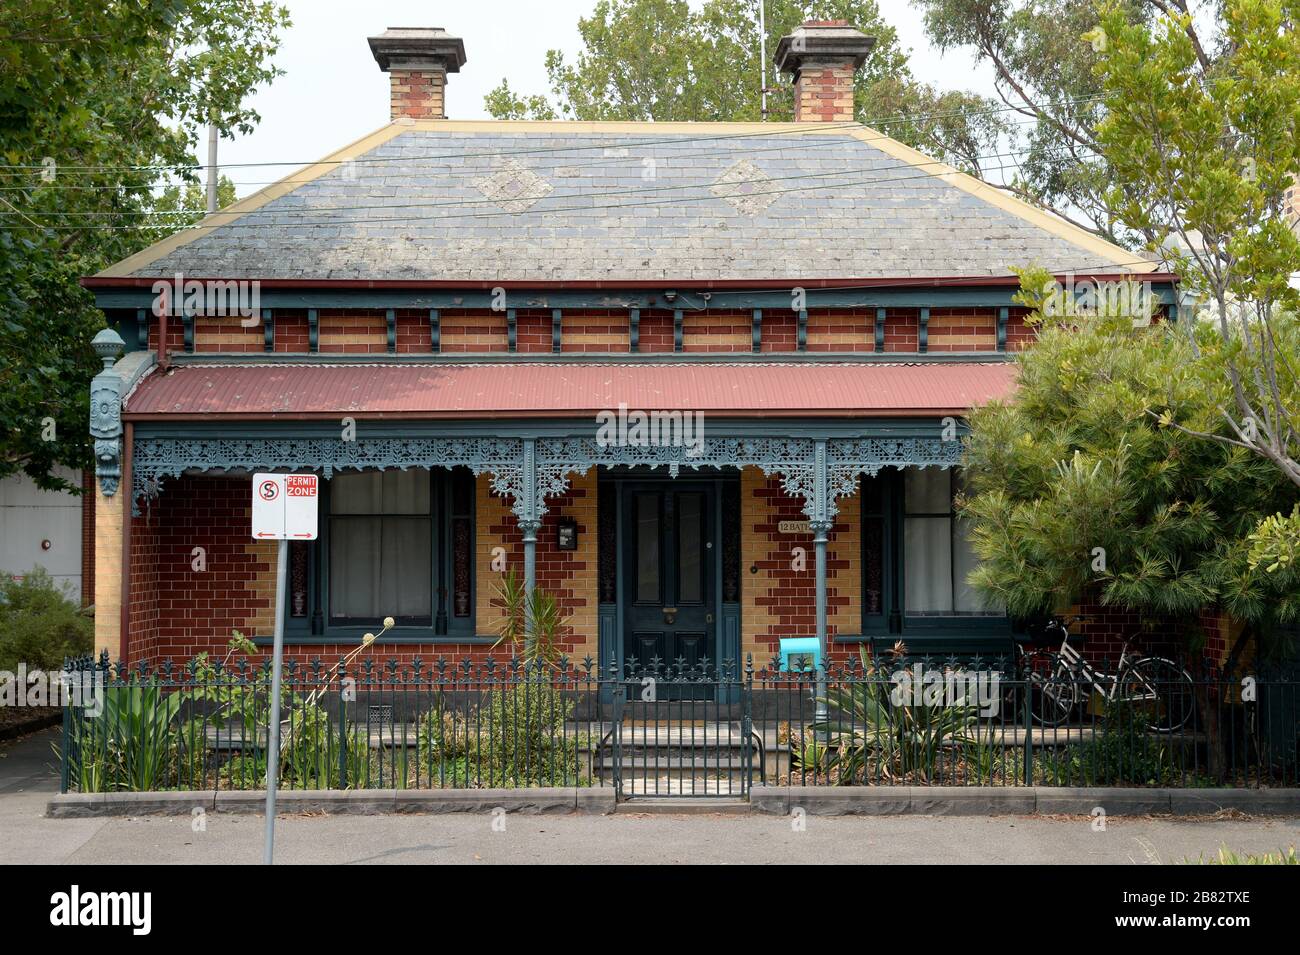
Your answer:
(4, 730), (1297, 865)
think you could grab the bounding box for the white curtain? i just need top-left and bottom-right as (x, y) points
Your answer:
(329, 470), (431, 620)
(902, 468), (1000, 616)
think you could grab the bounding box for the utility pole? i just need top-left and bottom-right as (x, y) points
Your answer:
(206, 121), (218, 214)
(758, 0), (768, 119)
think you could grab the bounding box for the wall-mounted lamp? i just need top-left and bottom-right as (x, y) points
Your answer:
(556, 516), (578, 551)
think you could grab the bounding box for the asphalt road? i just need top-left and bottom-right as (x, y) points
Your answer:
(3, 729), (1297, 865)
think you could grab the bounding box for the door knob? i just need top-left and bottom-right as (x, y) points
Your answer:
(663, 607), (677, 624)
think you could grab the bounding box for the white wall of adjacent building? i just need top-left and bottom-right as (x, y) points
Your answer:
(0, 467), (84, 602)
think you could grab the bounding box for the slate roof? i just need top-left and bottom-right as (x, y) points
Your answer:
(102, 120), (1149, 282)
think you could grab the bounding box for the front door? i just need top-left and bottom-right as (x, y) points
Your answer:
(622, 482), (715, 676)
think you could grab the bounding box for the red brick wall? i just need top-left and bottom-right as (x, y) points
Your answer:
(740, 469), (859, 661)
(476, 470), (597, 660)
(928, 309), (997, 352)
(1065, 590), (1230, 666)
(127, 475), (276, 662)
(274, 310), (310, 352)
(806, 307), (873, 352)
(638, 311), (674, 353)
(395, 310), (431, 353)
(318, 311), (386, 354)
(146, 319), (185, 356)
(125, 471), (602, 669)
(761, 311), (797, 352)
(127, 504), (161, 662)
(515, 311), (551, 353)
(682, 311), (750, 352)
(1006, 309), (1036, 351)
(562, 310), (630, 353)
(441, 311), (510, 353)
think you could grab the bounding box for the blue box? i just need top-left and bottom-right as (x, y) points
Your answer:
(779, 637), (822, 672)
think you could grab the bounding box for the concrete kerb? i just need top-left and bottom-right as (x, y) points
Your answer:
(48, 786), (617, 817)
(46, 786), (1298, 818)
(750, 785), (1300, 816)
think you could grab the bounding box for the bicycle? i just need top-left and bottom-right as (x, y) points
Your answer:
(1017, 615), (1195, 732)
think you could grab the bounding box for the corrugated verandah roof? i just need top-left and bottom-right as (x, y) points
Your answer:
(121, 361), (1017, 418)
(99, 120), (1152, 283)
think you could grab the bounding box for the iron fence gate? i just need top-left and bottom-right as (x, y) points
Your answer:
(598, 659), (759, 799)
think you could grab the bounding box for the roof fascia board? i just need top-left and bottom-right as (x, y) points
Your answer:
(91, 281), (1178, 312)
(132, 415), (959, 443)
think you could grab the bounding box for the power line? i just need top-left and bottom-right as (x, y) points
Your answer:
(0, 115), (1054, 194)
(0, 156), (1046, 231)
(0, 91), (1106, 177)
(0, 106), (1075, 193)
(0, 149), (1039, 221)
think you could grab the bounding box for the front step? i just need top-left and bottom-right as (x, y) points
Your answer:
(616, 797), (751, 814)
(595, 721), (757, 792)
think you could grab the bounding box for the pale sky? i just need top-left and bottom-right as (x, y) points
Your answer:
(217, 0), (1000, 197)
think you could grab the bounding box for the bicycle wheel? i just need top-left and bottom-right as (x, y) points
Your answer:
(1119, 657), (1195, 732)
(1029, 666), (1077, 726)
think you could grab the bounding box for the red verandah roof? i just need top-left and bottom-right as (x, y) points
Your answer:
(122, 361), (1017, 419)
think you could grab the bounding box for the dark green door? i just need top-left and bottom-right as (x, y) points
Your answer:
(622, 482), (715, 675)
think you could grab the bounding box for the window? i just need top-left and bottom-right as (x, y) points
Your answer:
(861, 468), (1004, 636)
(902, 469), (997, 617)
(329, 470), (432, 625)
(323, 467), (475, 634)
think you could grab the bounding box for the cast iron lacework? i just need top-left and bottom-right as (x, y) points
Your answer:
(131, 436), (530, 517)
(130, 432), (963, 521)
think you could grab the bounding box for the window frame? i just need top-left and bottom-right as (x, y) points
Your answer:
(860, 468), (1010, 639)
(279, 467), (482, 645)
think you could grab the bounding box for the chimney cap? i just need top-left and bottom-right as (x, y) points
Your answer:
(368, 27), (466, 73)
(774, 22), (875, 76)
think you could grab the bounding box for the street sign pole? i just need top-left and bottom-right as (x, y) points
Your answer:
(253, 471), (317, 866)
(263, 536), (288, 865)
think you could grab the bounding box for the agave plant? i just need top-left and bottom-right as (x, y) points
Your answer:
(812, 649), (978, 784)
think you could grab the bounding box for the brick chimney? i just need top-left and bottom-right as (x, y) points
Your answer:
(774, 21), (875, 123)
(368, 27), (466, 120)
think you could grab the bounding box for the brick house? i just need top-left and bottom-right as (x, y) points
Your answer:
(82, 22), (1179, 676)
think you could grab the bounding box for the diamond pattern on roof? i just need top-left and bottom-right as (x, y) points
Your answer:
(474, 158), (554, 212)
(710, 159), (777, 215)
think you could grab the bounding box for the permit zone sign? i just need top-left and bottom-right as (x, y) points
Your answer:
(252, 473), (319, 540)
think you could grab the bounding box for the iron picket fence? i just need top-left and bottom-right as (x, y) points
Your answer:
(60, 654), (602, 794)
(754, 652), (1300, 789)
(57, 650), (1300, 794)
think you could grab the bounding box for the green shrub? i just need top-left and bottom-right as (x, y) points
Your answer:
(416, 682), (582, 788)
(0, 567), (93, 672)
(1037, 702), (1182, 786)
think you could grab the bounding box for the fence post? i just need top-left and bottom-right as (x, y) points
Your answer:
(60, 689), (71, 794)
(609, 653), (624, 798)
(742, 655), (754, 793)
(1022, 676), (1034, 785)
(337, 665), (348, 790)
